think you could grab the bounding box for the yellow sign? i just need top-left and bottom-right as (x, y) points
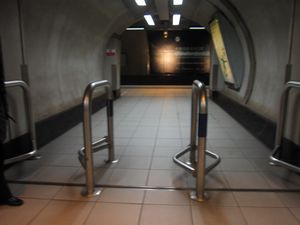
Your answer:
(210, 19), (235, 84)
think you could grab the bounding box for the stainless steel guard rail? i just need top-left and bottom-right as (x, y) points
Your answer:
(173, 80), (221, 202)
(269, 81), (300, 173)
(4, 80), (38, 164)
(78, 80), (118, 197)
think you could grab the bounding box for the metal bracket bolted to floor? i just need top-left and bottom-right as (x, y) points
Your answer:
(173, 80), (221, 202)
(269, 81), (300, 173)
(78, 80), (118, 197)
(4, 80), (39, 165)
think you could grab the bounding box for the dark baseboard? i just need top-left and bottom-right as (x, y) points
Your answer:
(211, 91), (276, 149)
(278, 138), (300, 167)
(121, 73), (209, 85)
(3, 133), (33, 160)
(4, 89), (121, 157)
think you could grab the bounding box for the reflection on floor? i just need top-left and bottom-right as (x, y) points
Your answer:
(2, 87), (300, 225)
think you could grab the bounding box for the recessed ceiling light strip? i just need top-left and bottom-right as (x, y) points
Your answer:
(173, 14), (181, 25)
(173, 0), (183, 5)
(144, 15), (155, 26)
(135, 0), (146, 6)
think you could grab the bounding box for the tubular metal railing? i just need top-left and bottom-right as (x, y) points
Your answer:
(173, 80), (221, 202)
(78, 80), (118, 197)
(4, 80), (38, 164)
(269, 81), (300, 173)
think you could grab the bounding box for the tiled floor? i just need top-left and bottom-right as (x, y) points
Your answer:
(2, 87), (300, 224)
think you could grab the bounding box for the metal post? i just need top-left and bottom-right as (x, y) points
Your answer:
(4, 80), (38, 164)
(190, 80), (208, 202)
(173, 80), (220, 202)
(189, 84), (197, 164)
(80, 80), (118, 197)
(106, 86), (117, 163)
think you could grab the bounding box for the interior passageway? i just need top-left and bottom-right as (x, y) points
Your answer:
(5, 87), (300, 191)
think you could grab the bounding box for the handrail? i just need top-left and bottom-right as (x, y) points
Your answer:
(173, 80), (221, 202)
(270, 81), (300, 173)
(78, 80), (118, 197)
(4, 80), (37, 164)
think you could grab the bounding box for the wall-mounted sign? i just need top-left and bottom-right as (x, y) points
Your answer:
(106, 49), (116, 56)
(210, 19), (236, 85)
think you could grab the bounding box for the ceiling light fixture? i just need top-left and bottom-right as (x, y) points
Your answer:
(173, 14), (181, 25)
(135, 0), (146, 6)
(144, 15), (155, 26)
(189, 26), (206, 30)
(126, 27), (145, 30)
(173, 0), (183, 5)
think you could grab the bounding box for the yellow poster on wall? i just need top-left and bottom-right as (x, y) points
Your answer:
(210, 19), (235, 84)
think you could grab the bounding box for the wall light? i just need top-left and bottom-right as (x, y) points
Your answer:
(126, 27), (145, 30)
(189, 26), (206, 30)
(135, 0), (146, 6)
(173, 0), (183, 5)
(144, 15), (155, 26)
(173, 14), (181, 26)
(163, 31), (168, 38)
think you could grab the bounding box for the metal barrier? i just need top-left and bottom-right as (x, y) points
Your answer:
(270, 81), (300, 173)
(78, 80), (118, 197)
(173, 80), (221, 202)
(4, 80), (38, 164)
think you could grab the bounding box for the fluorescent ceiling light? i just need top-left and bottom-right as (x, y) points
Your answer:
(126, 27), (145, 30)
(173, 14), (181, 26)
(135, 0), (146, 6)
(144, 15), (155, 26)
(189, 26), (206, 30)
(173, 0), (183, 5)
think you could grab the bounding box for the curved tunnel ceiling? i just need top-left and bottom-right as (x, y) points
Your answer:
(119, 0), (218, 31)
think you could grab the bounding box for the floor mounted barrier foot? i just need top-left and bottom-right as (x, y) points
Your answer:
(173, 80), (221, 202)
(78, 80), (118, 197)
(269, 81), (300, 173)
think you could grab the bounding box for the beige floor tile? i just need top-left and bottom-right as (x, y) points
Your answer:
(29, 166), (80, 183)
(128, 138), (156, 147)
(147, 170), (188, 188)
(277, 192), (300, 207)
(144, 190), (190, 205)
(85, 203), (141, 225)
(30, 200), (94, 225)
(155, 138), (183, 147)
(123, 145), (154, 156)
(116, 156), (152, 169)
(107, 169), (148, 186)
(290, 208), (300, 221)
(11, 184), (61, 199)
(220, 158), (257, 172)
(241, 207), (300, 225)
(192, 205), (247, 225)
(233, 191), (284, 207)
(153, 146), (182, 157)
(140, 205), (193, 225)
(98, 188), (145, 203)
(70, 167), (113, 185)
(151, 157), (181, 170)
(262, 171), (300, 189)
(207, 139), (237, 148)
(223, 172), (271, 189)
(0, 199), (49, 225)
(210, 148), (244, 158)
